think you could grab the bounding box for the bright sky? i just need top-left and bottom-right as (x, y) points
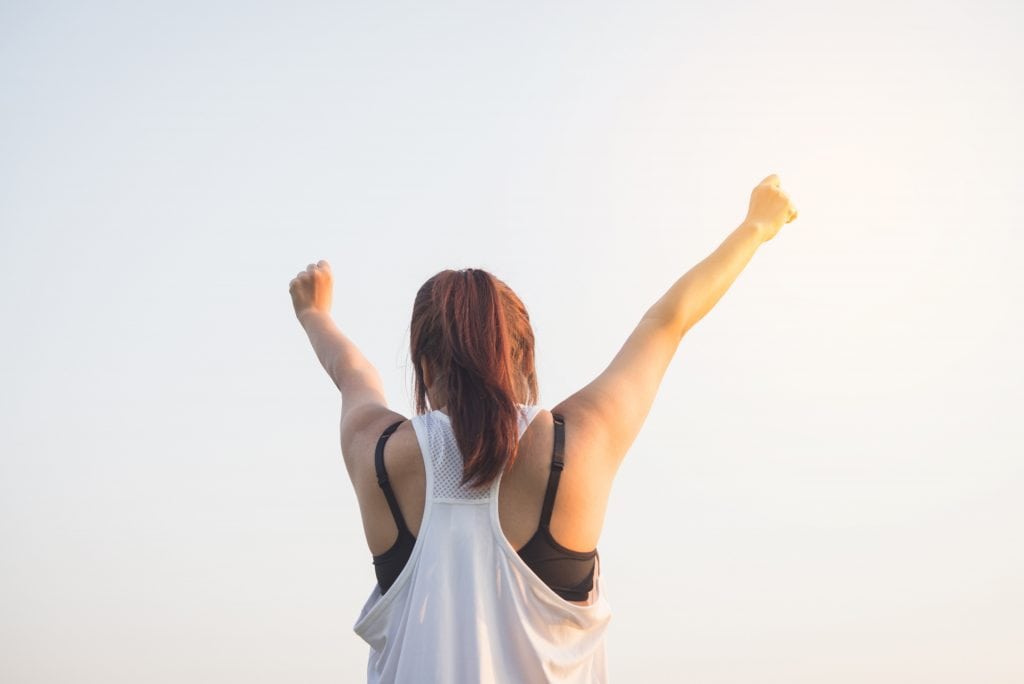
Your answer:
(2, 1), (1022, 682)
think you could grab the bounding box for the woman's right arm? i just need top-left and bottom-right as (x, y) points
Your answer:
(649, 173), (798, 336)
(552, 174), (798, 473)
(646, 219), (766, 337)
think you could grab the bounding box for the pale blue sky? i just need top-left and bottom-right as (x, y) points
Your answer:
(2, 1), (1022, 682)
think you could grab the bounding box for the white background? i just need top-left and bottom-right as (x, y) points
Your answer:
(2, 1), (1021, 681)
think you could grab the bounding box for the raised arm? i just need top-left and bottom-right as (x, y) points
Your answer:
(290, 260), (388, 410)
(553, 174), (799, 473)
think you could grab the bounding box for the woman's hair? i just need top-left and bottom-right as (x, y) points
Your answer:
(410, 268), (539, 488)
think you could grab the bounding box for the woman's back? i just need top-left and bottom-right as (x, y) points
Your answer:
(353, 405), (612, 682)
(358, 405), (615, 579)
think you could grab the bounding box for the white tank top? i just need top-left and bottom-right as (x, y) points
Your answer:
(353, 404), (613, 683)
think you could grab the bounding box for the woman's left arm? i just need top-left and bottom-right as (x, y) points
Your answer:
(290, 260), (387, 406)
(291, 261), (406, 485)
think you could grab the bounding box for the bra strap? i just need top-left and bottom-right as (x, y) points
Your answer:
(537, 412), (566, 529)
(374, 419), (412, 536)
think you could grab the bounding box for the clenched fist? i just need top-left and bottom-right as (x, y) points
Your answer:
(289, 260), (334, 323)
(744, 174), (798, 242)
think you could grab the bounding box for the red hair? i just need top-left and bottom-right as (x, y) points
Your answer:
(410, 268), (539, 488)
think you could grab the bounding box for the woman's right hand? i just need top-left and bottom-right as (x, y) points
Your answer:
(744, 174), (798, 242)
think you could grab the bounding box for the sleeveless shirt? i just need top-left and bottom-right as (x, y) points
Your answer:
(352, 404), (613, 683)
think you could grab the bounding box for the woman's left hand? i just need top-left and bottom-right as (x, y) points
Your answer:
(289, 260), (334, 324)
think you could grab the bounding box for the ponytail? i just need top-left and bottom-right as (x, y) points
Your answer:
(410, 268), (539, 488)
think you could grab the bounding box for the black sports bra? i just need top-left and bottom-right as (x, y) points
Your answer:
(371, 411), (598, 602)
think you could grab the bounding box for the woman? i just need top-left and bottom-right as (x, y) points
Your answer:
(289, 174), (798, 683)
